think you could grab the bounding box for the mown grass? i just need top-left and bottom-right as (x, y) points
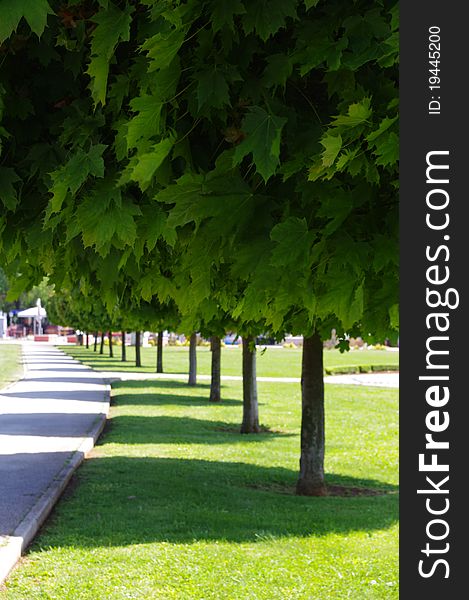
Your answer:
(0, 343), (23, 389)
(60, 344), (399, 378)
(2, 374), (398, 599)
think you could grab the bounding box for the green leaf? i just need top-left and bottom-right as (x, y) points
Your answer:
(0, 0), (53, 43)
(76, 180), (141, 253)
(196, 70), (230, 110)
(366, 115), (398, 145)
(262, 54), (293, 89)
(242, 0), (297, 41)
(131, 136), (175, 190)
(126, 95), (163, 149)
(47, 144), (106, 217)
(211, 0), (246, 32)
(86, 3), (133, 106)
(0, 167), (21, 210)
(320, 133), (342, 167)
(389, 303), (399, 329)
(373, 132), (399, 166)
(304, 0), (320, 9)
(331, 98), (372, 128)
(270, 217), (314, 268)
(233, 106), (287, 182)
(141, 27), (188, 73)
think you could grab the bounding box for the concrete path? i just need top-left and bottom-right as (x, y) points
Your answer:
(99, 370), (399, 388)
(0, 344), (110, 583)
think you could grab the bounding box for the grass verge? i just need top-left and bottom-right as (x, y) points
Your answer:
(60, 344), (399, 378)
(0, 343), (23, 389)
(1, 376), (398, 599)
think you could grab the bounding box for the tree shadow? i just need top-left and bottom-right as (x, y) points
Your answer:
(27, 367), (92, 373)
(23, 377), (106, 385)
(0, 390), (107, 402)
(39, 456), (398, 548)
(111, 379), (213, 391)
(110, 381), (240, 407)
(0, 413), (106, 437)
(99, 415), (283, 444)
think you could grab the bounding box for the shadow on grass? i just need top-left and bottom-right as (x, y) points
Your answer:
(111, 379), (214, 391)
(38, 456), (398, 549)
(100, 415), (285, 444)
(111, 387), (240, 408)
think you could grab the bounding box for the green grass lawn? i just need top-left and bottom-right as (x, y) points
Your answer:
(60, 344), (399, 378)
(0, 343), (23, 389)
(2, 375), (398, 599)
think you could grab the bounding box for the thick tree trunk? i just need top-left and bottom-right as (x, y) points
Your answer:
(121, 331), (126, 362)
(135, 331), (141, 367)
(209, 335), (222, 402)
(188, 333), (197, 386)
(108, 331), (113, 358)
(296, 333), (327, 496)
(99, 332), (104, 355)
(240, 335), (260, 433)
(85, 333), (89, 349)
(94, 331), (98, 352)
(156, 330), (164, 373)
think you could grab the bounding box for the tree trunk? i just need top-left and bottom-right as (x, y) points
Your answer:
(135, 331), (141, 368)
(296, 333), (327, 496)
(240, 335), (260, 433)
(85, 333), (89, 349)
(156, 330), (164, 373)
(121, 331), (126, 362)
(188, 333), (197, 386)
(94, 331), (98, 352)
(108, 331), (113, 358)
(209, 335), (221, 402)
(99, 332), (104, 355)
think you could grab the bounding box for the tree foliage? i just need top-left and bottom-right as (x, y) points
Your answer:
(0, 0), (399, 491)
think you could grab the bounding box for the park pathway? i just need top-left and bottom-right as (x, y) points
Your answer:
(0, 343), (110, 583)
(99, 370), (399, 388)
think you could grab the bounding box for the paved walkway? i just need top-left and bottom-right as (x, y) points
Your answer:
(0, 344), (109, 583)
(100, 370), (399, 388)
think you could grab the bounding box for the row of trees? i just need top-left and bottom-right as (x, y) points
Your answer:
(0, 0), (398, 495)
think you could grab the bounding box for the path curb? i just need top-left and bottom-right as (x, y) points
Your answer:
(0, 383), (110, 585)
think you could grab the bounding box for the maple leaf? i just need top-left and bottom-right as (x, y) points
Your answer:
(320, 134), (342, 167)
(373, 132), (398, 166)
(0, 0), (53, 43)
(242, 0), (297, 41)
(196, 70), (230, 111)
(233, 106), (287, 182)
(141, 27), (188, 73)
(131, 136), (175, 191)
(331, 98), (372, 128)
(46, 144), (106, 219)
(86, 3), (134, 106)
(126, 95), (163, 149)
(211, 0), (246, 32)
(0, 167), (21, 210)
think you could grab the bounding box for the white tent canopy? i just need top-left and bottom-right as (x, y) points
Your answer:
(17, 306), (47, 318)
(17, 299), (46, 335)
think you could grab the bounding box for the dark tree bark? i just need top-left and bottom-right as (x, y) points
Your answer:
(156, 330), (164, 373)
(108, 331), (113, 358)
(99, 332), (104, 355)
(135, 331), (141, 367)
(209, 335), (221, 402)
(94, 331), (98, 352)
(188, 333), (197, 386)
(85, 333), (89, 349)
(296, 333), (327, 496)
(121, 331), (126, 362)
(240, 335), (260, 433)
